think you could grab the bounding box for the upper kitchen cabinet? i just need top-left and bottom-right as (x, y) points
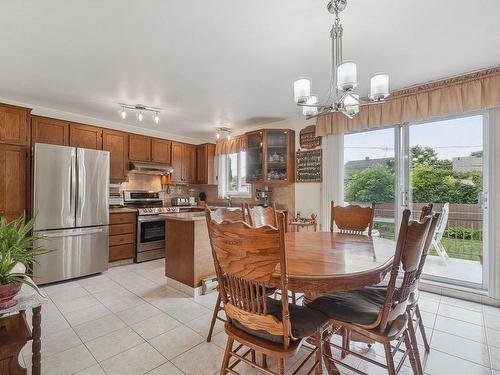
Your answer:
(0, 104), (31, 146)
(151, 138), (172, 164)
(31, 116), (70, 146)
(0, 144), (28, 222)
(171, 142), (196, 184)
(129, 134), (151, 162)
(246, 129), (295, 184)
(196, 143), (216, 184)
(102, 129), (128, 181)
(69, 123), (102, 149)
(246, 130), (264, 183)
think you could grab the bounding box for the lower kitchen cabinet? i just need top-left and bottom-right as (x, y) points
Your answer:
(109, 211), (136, 262)
(0, 144), (28, 222)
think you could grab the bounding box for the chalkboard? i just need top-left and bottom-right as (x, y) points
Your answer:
(299, 125), (321, 149)
(296, 149), (322, 183)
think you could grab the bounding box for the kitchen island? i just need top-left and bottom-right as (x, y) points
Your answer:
(163, 211), (215, 296)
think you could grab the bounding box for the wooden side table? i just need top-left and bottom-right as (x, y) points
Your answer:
(0, 279), (48, 375)
(289, 219), (318, 232)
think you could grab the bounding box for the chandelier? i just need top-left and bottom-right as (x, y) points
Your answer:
(293, 0), (390, 119)
(119, 104), (161, 124)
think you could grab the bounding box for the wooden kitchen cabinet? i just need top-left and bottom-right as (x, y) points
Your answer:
(129, 134), (151, 162)
(102, 129), (128, 181)
(0, 104), (30, 146)
(196, 143), (215, 184)
(69, 123), (102, 149)
(151, 138), (172, 164)
(0, 144), (28, 222)
(246, 129), (295, 184)
(171, 142), (196, 184)
(109, 211), (136, 262)
(31, 116), (69, 146)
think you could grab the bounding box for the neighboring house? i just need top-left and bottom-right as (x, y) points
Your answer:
(452, 155), (482, 172)
(344, 157), (393, 179)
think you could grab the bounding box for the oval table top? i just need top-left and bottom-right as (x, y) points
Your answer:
(274, 232), (395, 294)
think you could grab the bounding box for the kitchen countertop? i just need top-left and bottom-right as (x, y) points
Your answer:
(161, 212), (206, 221)
(109, 207), (138, 214)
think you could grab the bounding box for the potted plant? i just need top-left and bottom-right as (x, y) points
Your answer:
(0, 214), (46, 309)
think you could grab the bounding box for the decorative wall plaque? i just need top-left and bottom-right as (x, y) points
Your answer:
(296, 149), (322, 183)
(299, 125), (321, 149)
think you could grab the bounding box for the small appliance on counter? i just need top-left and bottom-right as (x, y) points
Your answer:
(255, 187), (272, 207)
(171, 197), (191, 206)
(109, 183), (124, 207)
(123, 190), (179, 262)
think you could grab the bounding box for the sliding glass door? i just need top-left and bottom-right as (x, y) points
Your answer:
(343, 113), (489, 290)
(406, 114), (487, 288)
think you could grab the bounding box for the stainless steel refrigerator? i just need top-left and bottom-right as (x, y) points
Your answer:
(33, 143), (110, 284)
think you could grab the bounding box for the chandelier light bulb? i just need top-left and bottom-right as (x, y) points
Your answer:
(121, 108), (127, 119)
(337, 61), (358, 91)
(154, 112), (160, 124)
(293, 78), (311, 103)
(370, 73), (390, 101)
(227, 134), (231, 140)
(138, 112), (143, 121)
(343, 94), (360, 116)
(216, 132), (220, 139)
(302, 96), (318, 116)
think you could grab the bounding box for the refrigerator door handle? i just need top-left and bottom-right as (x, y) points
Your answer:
(76, 150), (83, 223)
(37, 227), (105, 238)
(70, 151), (77, 220)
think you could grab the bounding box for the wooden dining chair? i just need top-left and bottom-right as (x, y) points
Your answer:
(205, 208), (329, 375)
(308, 209), (435, 375)
(245, 203), (278, 228)
(406, 204), (439, 358)
(206, 205), (247, 343)
(330, 201), (375, 235)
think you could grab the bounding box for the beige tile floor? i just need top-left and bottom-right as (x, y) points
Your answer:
(18, 259), (500, 375)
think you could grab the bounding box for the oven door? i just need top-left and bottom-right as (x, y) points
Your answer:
(137, 217), (166, 252)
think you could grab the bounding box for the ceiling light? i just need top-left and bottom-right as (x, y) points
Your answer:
(118, 104), (161, 124)
(215, 127), (232, 141)
(293, 0), (391, 119)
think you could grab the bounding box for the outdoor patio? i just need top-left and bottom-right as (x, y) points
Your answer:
(424, 255), (483, 285)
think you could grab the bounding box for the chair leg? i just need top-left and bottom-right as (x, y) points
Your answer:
(322, 328), (335, 375)
(341, 328), (350, 359)
(404, 330), (423, 375)
(220, 337), (234, 375)
(207, 293), (222, 342)
(407, 311), (424, 375)
(262, 354), (268, 369)
(251, 349), (256, 363)
(383, 342), (396, 375)
(415, 305), (430, 352)
(277, 357), (285, 375)
(314, 331), (323, 375)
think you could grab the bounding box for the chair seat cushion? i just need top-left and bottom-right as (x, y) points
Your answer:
(233, 297), (328, 343)
(306, 286), (388, 326)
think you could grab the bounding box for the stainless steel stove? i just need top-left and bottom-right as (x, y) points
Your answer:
(123, 191), (179, 263)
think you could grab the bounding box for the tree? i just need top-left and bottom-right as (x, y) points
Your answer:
(411, 145), (452, 169)
(345, 164), (395, 203)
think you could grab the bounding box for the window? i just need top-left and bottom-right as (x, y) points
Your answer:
(221, 151), (250, 197)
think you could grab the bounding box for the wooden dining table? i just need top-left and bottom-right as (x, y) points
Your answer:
(272, 231), (396, 375)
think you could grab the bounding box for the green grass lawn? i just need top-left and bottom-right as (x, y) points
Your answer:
(374, 222), (482, 262)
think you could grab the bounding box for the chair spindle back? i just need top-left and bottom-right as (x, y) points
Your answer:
(205, 207), (291, 346)
(330, 201), (376, 235)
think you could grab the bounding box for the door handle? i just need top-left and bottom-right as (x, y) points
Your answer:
(38, 227), (104, 238)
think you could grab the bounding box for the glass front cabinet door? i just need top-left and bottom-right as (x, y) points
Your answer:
(245, 129), (295, 184)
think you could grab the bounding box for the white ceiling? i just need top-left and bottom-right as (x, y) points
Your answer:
(0, 0), (499, 139)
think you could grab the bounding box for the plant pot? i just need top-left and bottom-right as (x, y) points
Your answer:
(0, 283), (22, 309)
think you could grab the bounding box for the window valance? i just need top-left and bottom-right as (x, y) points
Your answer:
(316, 67), (500, 136)
(215, 135), (247, 155)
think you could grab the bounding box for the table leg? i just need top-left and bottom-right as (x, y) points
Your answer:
(32, 306), (41, 375)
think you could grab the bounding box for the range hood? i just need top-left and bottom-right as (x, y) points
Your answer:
(128, 162), (173, 175)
